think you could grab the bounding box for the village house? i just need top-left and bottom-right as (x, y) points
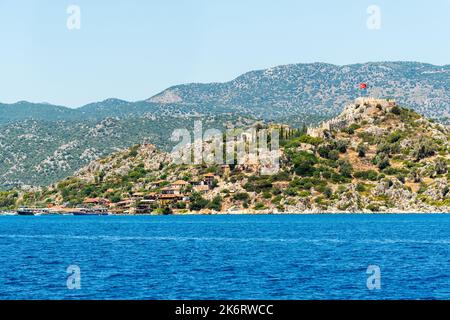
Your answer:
(150, 180), (167, 188)
(203, 173), (216, 187)
(190, 179), (206, 187)
(144, 192), (158, 200)
(113, 198), (134, 213)
(158, 194), (184, 206)
(193, 185), (210, 194)
(83, 197), (111, 207)
(132, 192), (145, 201)
(135, 199), (156, 214)
(170, 180), (189, 192)
(161, 186), (181, 195)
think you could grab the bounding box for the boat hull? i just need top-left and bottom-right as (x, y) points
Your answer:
(17, 211), (35, 216)
(72, 212), (109, 216)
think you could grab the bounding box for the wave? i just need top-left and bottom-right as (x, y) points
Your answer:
(1, 234), (449, 245)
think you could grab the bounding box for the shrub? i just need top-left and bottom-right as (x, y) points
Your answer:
(254, 202), (266, 210)
(0, 191), (18, 209)
(262, 191), (272, 199)
(243, 176), (272, 192)
(391, 106), (402, 115)
(331, 173), (348, 183)
(336, 140), (348, 153)
(357, 144), (367, 157)
(271, 195), (283, 204)
(284, 135), (323, 148)
(357, 132), (376, 144)
(207, 195), (222, 211)
(342, 124), (361, 135)
(176, 202), (187, 209)
(435, 158), (448, 174)
(126, 145), (140, 158)
(356, 183), (366, 192)
(315, 196), (325, 204)
(373, 153), (390, 170)
(338, 160), (353, 178)
(387, 131), (404, 143)
(297, 190), (311, 197)
(271, 171), (290, 181)
(413, 139), (436, 161)
(377, 143), (392, 155)
(323, 187), (333, 199)
(110, 194), (122, 203)
(318, 140), (347, 159)
(366, 204), (380, 212)
(291, 151), (318, 176)
(378, 157), (390, 170)
(328, 149), (340, 161)
(298, 135), (324, 146)
(354, 170), (379, 181)
(190, 192), (209, 211)
(233, 192), (250, 201)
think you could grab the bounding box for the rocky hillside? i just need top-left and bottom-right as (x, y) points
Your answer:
(0, 115), (254, 187)
(1, 61), (449, 188)
(6, 98), (449, 213)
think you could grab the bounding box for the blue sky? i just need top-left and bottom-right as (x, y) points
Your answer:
(0, 0), (449, 107)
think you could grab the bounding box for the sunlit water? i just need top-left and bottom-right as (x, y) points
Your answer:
(0, 214), (449, 299)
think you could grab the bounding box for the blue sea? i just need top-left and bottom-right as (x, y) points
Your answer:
(0, 214), (449, 300)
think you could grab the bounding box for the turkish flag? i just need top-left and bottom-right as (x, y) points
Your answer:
(360, 83), (367, 90)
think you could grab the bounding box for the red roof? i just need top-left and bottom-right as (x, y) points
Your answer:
(172, 180), (189, 185)
(83, 198), (109, 204)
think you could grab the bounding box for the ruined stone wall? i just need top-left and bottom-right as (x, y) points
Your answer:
(306, 98), (396, 138)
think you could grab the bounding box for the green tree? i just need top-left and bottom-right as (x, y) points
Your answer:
(339, 160), (353, 178)
(357, 143), (367, 157)
(233, 192), (250, 201)
(190, 192), (209, 211)
(291, 151), (318, 176)
(208, 195), (223, 211)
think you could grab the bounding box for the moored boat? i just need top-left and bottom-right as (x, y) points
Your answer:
(71, 207), (110, 216)
(0, 211), (17, 216)
(34, 209), (50, 216)
(17, 207), (35, 216)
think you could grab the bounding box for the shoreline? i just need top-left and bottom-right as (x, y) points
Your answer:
(1, 210), (449, 216)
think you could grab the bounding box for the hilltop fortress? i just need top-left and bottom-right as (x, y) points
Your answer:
(307, 98), (397, 138)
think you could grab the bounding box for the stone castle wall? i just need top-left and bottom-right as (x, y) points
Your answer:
(307, 98), (396, 138)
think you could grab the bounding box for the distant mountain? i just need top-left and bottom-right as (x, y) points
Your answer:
(0, 61), (449, 187)
(2, 62), (449, 125)
(147, 61), (450, 123)
(0, 101), (79, 125)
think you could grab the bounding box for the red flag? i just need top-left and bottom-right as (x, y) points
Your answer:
(360, 83), (367, 90)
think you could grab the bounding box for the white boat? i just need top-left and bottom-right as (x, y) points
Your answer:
(0, 211), (17, 216)
(34, 209), (50, 216)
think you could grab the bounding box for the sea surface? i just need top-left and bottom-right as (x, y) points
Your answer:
(0, 214), (449, 300)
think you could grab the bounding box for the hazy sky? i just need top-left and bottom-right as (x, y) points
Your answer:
(1, 0), (449, 107)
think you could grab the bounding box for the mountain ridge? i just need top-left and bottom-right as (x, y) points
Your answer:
(1, 61), (449, 187)
(2, 61), (449, 118)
